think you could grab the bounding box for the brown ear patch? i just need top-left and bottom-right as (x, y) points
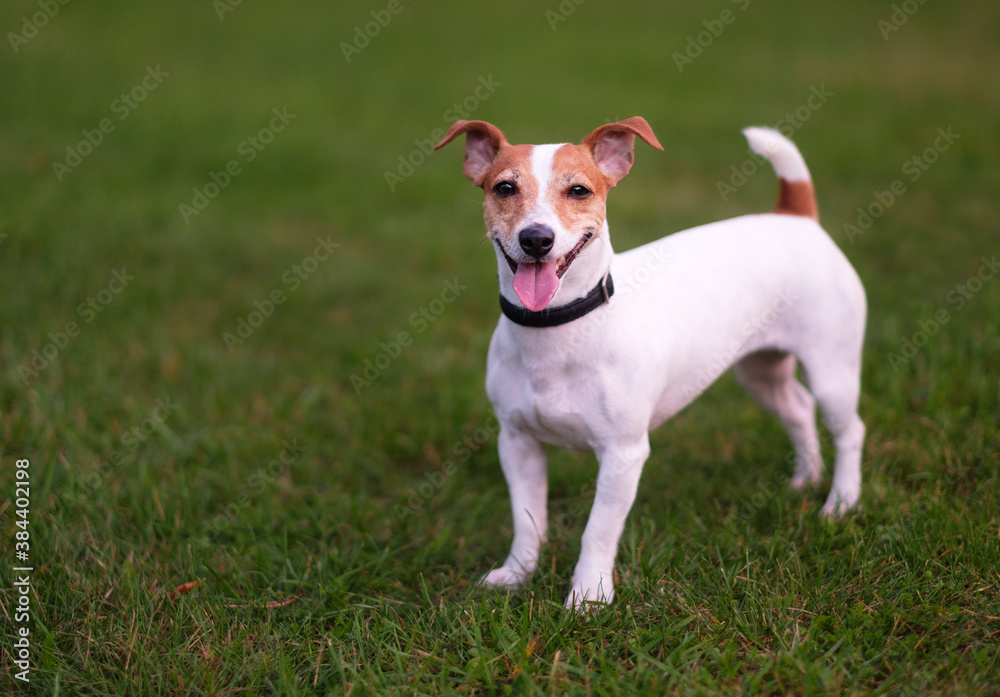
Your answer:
(581, 116), (663, 185)
(434, 120), (509, 186)
(582, 117), (663, 152)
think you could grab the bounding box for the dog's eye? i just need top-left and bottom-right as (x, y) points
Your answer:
(493, 181), (518, 197)
(567, 185), (592, 199)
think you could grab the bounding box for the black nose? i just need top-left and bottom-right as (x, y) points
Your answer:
(518, 225), (555, 259)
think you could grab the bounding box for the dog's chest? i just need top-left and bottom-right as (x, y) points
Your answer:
(487, 333), (613, 450)
(510, 374), (598, 449)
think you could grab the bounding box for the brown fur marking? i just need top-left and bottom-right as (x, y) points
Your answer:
(775, 178), (818, 220)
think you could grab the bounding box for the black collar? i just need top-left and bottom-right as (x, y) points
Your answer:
(499, 273), (614, 328)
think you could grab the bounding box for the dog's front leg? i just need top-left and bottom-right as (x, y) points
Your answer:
(479, 426), (547, 590)
(567, 437), (650, 610)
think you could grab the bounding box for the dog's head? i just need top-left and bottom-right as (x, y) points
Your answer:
(435, 118), (662, 312)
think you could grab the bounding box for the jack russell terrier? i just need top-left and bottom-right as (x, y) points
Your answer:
(434, 118), (866, 609)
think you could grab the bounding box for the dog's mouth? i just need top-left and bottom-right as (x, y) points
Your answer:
(496, 231), (594, 312)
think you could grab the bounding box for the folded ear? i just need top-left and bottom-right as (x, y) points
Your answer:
(582, 116), (663, 185)
(434, 120), (509, 186)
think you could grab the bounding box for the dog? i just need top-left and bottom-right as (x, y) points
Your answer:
(434, 118), (866, 609)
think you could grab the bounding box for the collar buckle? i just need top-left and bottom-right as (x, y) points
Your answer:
(600, 272), (611, 304)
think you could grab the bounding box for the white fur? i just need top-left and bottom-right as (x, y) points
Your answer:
(525, 142), (588, 265)
(529, 143), (560, 204)
(743, 127), (811, 181)
(474, 127), (866, 610)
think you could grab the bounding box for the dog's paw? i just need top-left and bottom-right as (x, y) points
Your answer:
(789, 454), (824, 490)
(789, 471), (822, 490)
(565, 585), (614, 611)
(565, 571), (615, 611)
(820, 491), (860, 518)
(479, 566), (529, 590)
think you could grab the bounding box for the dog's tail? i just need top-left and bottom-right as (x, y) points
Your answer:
(743, 127), (818, 220)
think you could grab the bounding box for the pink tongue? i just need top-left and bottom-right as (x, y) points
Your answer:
(512, 261), (561, 312)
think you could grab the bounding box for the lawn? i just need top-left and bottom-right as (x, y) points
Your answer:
(1, 0), (998, 694)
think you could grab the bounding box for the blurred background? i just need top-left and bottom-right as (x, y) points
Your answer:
(0, 0), (998, 690)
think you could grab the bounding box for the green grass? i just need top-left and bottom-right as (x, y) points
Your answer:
(1, 0), (999, 694)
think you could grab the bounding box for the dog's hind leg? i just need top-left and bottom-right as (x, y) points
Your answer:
(807, 364), (865, 516)
(480, 426), (548, 590)
(735, 350), (824, 489)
